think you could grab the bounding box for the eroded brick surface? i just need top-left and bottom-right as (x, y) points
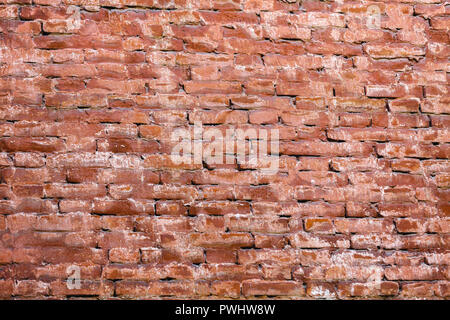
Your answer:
(0, 0), (449, 299)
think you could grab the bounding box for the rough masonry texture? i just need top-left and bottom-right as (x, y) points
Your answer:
(0, 0), (449, 300)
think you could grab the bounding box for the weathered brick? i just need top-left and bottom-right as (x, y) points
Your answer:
(242, 280), (304, 297)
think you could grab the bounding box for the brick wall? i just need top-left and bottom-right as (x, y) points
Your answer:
(0, 0), (449, 299)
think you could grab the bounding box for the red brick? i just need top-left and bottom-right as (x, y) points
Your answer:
(45, 183), (106, 199)
(400, 282), (437, 298)
(385, 266), (443, 281)
(0, 280), (14, 297)
(184, 81), (241, 94)
(338, 281), (399, 298)
(242, 280), (304, 297)
(14, 280), (50, 297)
(302, 217), (334, 234)
(0, 137), (66, 152)
(211, 281), (241, 298)
(93, 200), (154, 216)
(334, 219), (394, 234)
(190, 233), (254, 249)
(51, 280), (114, 297)
(206, 249), (237, 264)
(189, 109), (248, 124)
(109, 248), (140, 264)
(365, 44), (425, 59)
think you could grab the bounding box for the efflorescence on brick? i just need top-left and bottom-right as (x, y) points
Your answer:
(0, 0), (449, 300)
